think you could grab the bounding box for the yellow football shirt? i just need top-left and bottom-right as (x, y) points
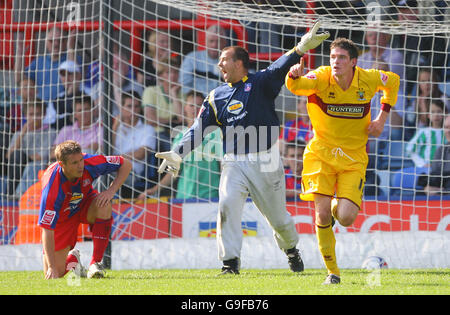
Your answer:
(285, 66), (400, 151)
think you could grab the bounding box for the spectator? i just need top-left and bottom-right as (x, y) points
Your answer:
(137, 30), (172, 87)
(357, 29), (405, 84)
(406, 98), (445, 168)
(6, 76), (37, 134)
(392, 98), (446, 195)
(51, 94), (102, 160)
(112, 91), (156, 198)
(15, 26), (81, 102)
(422, 115), (450, 195)
(142, 58), (183, 143)
(138, 90), (222, 200)
(46, 60), (89, 130)
(112, 48), (144, 116)
(284, 139), (306, 199)
(280, 96), (313, 144)
(404, 68), (448, 140)
(0, 76), (37, 178)
(76, 32), (104, 105)
(394, 0), (447, 95)
(6, 100), (56, 198)
(178, 24), (227, 96)
(66, 29), (102, 106)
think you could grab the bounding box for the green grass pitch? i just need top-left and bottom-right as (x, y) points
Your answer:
(0, 269), (448, 295)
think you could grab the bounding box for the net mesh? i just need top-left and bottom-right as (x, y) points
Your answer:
(0, 0), (449, 269)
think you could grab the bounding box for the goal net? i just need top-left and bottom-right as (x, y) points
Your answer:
(0, 0), (449, 271)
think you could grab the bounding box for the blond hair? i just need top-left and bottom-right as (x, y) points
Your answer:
(55, 140), (82, 163)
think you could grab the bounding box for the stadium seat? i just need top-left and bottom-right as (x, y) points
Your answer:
(378, 141), (415, 170)
(390, 166), (429, 197)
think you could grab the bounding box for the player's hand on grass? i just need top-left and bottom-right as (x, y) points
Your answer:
(296, 20), (330, 55)
(45, 267), (59, 279)
(156, 151), (182, 178)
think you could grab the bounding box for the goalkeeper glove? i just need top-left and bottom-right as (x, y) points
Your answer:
(296, 21), (330, 55)
(156, 151), (182, 178)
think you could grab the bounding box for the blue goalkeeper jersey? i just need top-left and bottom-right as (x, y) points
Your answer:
(174, 48), (301, 156)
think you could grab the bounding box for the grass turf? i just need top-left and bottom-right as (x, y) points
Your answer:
(0, 268), (448, 295)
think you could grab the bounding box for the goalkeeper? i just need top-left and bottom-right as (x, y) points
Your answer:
(156, 21), (329, 275)
(286, 37), (400, 284)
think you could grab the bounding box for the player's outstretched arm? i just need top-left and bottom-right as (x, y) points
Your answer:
(156, 151), (183, 178)
(296, 21), (330, 55)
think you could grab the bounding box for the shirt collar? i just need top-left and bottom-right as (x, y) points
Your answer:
(227, 75), (249, 88)
(330, 66), (359, 89)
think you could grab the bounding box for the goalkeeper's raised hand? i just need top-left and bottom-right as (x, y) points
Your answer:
(296, 21), (330, 55)
(156, 151), (182, 178)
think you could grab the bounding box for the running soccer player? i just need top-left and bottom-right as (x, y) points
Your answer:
(286, 38), (400, 284)
(38, 140), (132, 279)
(155, 22), (329, 275)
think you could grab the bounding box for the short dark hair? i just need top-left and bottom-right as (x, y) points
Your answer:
(185, 90), (205, 102)
(121, 91), (142, 104)
(223, 46), (250, 70)
(73, 93), (93, 108)
(431, 98), (445, 111)
(330, 38), (359, 60)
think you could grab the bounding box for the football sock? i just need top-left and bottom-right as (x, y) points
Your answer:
(316, 222), (340, 276)
(63, 252), (79, 276)
(90, 217), (113, 265)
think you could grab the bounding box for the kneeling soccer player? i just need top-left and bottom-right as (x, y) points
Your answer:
(38, 140), (132, 279)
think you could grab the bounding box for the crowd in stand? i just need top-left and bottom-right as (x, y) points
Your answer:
(1, 0), (449, 201)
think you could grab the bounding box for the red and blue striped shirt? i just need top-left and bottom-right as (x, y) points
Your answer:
(38, 154), (123, 230)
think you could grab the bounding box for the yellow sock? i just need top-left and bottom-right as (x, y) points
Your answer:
(316, 223), (340, 276)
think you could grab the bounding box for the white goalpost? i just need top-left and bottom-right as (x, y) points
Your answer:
(0, 0), (449, 271)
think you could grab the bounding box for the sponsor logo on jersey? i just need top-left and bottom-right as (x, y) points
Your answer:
(226, 111), (248, 123)
(106, 156), (121, 165)
(244, 83), (252, 92)
(227, 99), (244, 115)
(40, 210), (56, 225)
(327, 104), (365, 118)
(69, 192), (83, 210)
